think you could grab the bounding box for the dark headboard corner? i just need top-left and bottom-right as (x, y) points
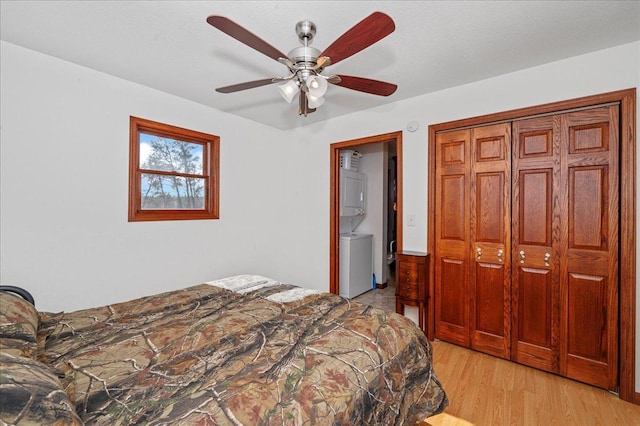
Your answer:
(0, 285), (35, 306)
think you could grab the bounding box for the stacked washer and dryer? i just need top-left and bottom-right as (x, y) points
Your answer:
(339, 150), (373, 299)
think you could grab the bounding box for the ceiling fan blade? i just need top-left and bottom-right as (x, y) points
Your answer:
(216, 78), (279, 93)
(319, 12), (395, 65)
(331, 75), (397, 96)
(207, 15), (289, 63)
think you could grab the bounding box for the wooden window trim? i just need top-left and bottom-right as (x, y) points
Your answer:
(128, 116), (219, 221)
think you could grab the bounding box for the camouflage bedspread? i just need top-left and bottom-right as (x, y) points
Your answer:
(6, 275), (448, 425)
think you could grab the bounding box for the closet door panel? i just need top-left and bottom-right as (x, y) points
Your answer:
(472, 261), (509, 356)
(515, 267), (555, 372)
(437, 257), (468, 345)
(475, 172), (505, 242)
(511, 116), (560, 372)
(567, 274), (607, 361)
(441, 175), (466, 240)
(512, 167), (558, 373)
(519, 170), (552, 245)
(568, 166), (607, 249)
(435, 130), (470, 346)
(469, 124), (511, 359)
(560, 106), (618, 390)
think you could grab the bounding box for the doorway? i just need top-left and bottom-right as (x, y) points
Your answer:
(329, 131), (403, 301)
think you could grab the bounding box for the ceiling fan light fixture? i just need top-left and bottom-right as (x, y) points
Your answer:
(307, 93), (325, 109)
(306, 75), (328, 98)
(278, 80), (298, 103)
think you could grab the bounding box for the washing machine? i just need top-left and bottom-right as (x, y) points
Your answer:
(339, 233), (373, 298)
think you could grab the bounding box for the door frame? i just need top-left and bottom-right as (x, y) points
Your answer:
(329, 131), (403, 295)
(427, 88), (636, 402)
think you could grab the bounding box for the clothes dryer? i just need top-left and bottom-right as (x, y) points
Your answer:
(339, 233), (373, 298)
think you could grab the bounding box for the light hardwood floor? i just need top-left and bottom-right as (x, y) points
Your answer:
(422, 341), (640, 426)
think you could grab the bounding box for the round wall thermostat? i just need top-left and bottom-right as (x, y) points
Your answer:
(406, 120), (419, 132)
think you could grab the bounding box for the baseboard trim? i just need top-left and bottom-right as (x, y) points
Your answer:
(376, 282), (388, 289)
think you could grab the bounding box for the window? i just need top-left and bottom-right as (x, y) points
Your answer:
(129, 116), (219, 221)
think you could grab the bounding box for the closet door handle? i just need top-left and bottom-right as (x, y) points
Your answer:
(476, 247), (482, 260)
(497, 249), (504, 263)
(519, 250), (526, 264)
(544, 252), (551, 267)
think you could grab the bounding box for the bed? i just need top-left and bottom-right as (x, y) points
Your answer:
(0, 275), (448, 425)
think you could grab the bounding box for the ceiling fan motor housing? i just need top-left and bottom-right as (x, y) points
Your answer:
(295, 20), (316, 44)
(288, 46), (321, 65)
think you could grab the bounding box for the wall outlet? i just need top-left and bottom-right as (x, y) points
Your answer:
(408, 214), (416, 227)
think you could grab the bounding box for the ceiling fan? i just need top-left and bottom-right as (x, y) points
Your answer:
(206, 12), (397, 116)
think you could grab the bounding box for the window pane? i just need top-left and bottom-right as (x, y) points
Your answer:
(141, 174), (205, 209)
(139, 133), (204, 174)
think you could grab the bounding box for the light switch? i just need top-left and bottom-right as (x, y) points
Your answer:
(408, 214), (416, 227)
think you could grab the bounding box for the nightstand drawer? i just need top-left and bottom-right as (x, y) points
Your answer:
(399, 261), (418, 271)
(398, 264), (418, 283)
(398, 282), (418, 299)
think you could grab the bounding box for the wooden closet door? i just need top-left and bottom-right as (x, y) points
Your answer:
(435, 124), (511, 356)
(560, 106), (619, 390)
(512, 106), (619, 390)
(435, 129), (470, 347)
(469, 124), (511, 359)
(511, 115), (560, 374)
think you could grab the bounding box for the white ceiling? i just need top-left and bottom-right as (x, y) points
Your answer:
(2, 1), (639, 130)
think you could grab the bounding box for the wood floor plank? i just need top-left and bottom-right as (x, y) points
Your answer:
(423, 341), (640, 426)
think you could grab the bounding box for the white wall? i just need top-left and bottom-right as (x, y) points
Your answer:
(0, 41), (313, 312)
(2, 40), (639, 387)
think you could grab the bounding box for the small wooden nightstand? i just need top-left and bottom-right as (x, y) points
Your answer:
(395, 251), (430, 333)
